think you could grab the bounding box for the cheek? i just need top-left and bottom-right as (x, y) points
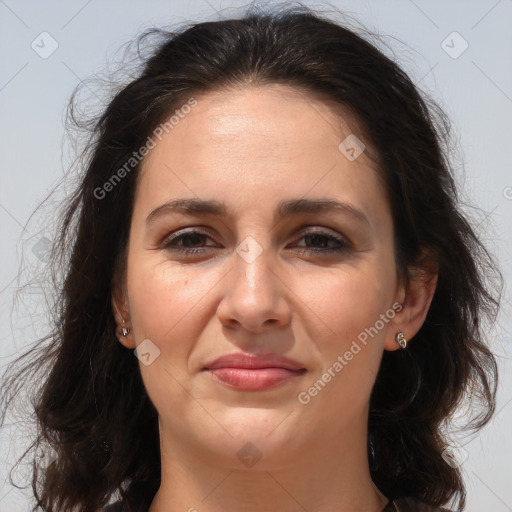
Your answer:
(300, 260), (394, 343)
(126, 259), (199, 357)
(125, 261), (210, 413)
(296, 256), (396, 399)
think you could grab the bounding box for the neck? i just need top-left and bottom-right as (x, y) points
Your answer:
(148, 419), (388, 512)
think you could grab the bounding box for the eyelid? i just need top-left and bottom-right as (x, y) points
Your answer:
(295, 225), (350, 242)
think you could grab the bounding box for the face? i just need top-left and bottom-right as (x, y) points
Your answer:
(114, 84), (411, 470)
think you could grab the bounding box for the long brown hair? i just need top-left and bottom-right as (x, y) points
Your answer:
(1, 4), (502, 511)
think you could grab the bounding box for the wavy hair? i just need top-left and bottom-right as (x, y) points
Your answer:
(1, 4), (501, 511)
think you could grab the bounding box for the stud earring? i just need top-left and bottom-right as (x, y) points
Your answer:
(396, 331), (407, 349)
(121, 319), (130, 337)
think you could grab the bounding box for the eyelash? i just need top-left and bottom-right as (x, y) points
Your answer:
(160, 228), (350, 255)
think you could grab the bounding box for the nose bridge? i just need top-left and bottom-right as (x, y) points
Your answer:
(233, 234), (276, 301)
(217, 232), (291, 331)
(236, 234), (268, 281)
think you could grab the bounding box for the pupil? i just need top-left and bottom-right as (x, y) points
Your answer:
(183, 233), (204, 247)
(307, 234), (327, 247)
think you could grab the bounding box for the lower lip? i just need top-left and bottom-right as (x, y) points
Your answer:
(205, 368), (305, 391)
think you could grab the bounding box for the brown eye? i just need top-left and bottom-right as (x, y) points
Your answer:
(292, 230), (351, 254)
(162, 229), (217, 255)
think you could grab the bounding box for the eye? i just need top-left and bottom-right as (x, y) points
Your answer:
(161, 229), (217, 255)
(160, 227), (351, 257)
(291, 229), (350, 254)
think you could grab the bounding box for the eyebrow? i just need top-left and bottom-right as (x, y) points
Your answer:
(146, 197), (370, 227)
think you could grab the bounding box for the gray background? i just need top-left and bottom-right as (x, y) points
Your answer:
(0, 1), (511, 511)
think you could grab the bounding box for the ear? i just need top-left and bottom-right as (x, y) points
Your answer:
(384, 258), (438, 352)
(111, 281), (136, 349)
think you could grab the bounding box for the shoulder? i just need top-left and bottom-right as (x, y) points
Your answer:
(384, 496), (453, 511)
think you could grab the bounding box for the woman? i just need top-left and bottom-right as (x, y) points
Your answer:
(1, 4), (501, 512)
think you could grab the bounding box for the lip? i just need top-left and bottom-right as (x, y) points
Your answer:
(202, 353), (306, 391)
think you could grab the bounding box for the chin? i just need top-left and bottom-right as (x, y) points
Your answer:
(207, 414), (306, 464)
(208, 435), (304, 472)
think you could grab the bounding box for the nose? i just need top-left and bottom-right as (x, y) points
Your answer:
(216, 236), (292, 335)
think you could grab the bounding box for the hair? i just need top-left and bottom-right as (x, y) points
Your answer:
(1, 3), (502, 512)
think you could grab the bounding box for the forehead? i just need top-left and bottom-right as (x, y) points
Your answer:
(134, 84), (388, 228)
(142, 84), (367, 165)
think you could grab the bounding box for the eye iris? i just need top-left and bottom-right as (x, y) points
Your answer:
(305, 234), (330, 248)
(181, 233), (206, 247)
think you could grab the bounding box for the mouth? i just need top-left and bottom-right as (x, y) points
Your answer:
(202, 353), (307, 391)
(204, 367), (307, 391)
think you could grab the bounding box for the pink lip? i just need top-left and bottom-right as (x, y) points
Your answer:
(203, 353), (306, 391)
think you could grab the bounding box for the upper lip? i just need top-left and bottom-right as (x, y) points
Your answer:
(203, 353), (306, 371)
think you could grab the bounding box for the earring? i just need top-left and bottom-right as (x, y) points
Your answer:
(121, 319), (130, 337)
(396, 331), (407, 349)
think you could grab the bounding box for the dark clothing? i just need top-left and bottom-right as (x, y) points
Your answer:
(104, 495), (452, 511)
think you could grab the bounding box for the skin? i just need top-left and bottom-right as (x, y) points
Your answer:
(113, 84), (437, 512)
